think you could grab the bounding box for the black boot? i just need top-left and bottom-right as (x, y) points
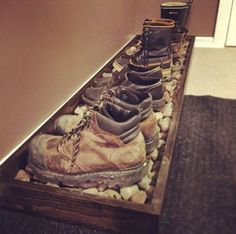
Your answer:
(160, 2), (190, 32)
(161, 2), (192, 60)
(129, 19), (175, 81)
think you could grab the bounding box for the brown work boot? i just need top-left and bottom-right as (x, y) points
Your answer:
(54, 86), (159, 154)
(27, 101), (148, 188)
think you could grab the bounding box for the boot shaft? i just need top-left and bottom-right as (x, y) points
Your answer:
(142, 19), (175, 57)
(160, 2), (190, 32)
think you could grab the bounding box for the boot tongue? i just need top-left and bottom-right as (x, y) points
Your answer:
(99, 101), (135, 122)
(127, 71), (160, 85)
(115, 87), (140, 105)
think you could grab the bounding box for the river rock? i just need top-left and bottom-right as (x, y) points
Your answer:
(102, 72), (112, 78)
(14, 170), (30, 182)
(164, 91), (172, 103)
(126, 46), (138, 55)
(159, 132), (168, 140)
(120, 185), (139, 200)
(97, 191), (109, 197)
(148, 149), (159, 161)
(146, 185), (154, 196)
(46, 182), (59, 188)
(74, 105), (87, 115)
(158, 139), (166, 149)
(82, 188), (98, 195)
(138, 175), (152, 190)
(159, 117), (171, 132)
(163, 102), (174, 117)
(131, 191), (147, 204)
(104, 189), (121, 199)
(155, 112), (163, 123)
(173, 72), (181, 80)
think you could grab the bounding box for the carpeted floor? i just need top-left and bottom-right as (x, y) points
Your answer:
(159, 95), (236, 234)
(1, 95), (236, 234)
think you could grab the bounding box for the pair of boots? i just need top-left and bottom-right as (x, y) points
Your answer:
(27, 87), (159, 188)
(113, 18), (175, 81)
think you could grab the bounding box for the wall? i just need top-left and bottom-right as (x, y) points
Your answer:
(0, 0), (136, 159)
(0, 0), (219, 161)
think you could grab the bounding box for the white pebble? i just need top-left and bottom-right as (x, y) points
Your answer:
(155, 112), (163, 123)
(14, 170), (30, 182)
(120, 185), (139, 200)
(163, 102), (174, 117)
(164, 91), (172, 103)
(102, 72), (113, 78)
(146, 185), (154, 196)
(74, 105), (87, 115)
(138, 175), (152, 190)
(131, 191), (147, 204)
(148, 149), (159, 161)
(46, 182), (59, 188)
(158, 139), (166, 149)
(104, 189), (121, 199)
(97, 191), (109, 197)
(82, 188), (98, 195)
(159, 132), (167, 140)
(159, 117), (171, 132)
(173, 73), (182, 80)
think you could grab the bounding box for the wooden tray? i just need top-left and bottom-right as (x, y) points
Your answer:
(0, 36), (195, 234)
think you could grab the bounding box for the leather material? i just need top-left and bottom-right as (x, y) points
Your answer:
(111, 87), (152, 121)
(97, 101), (141, 143)
(139, 111), (158, 141)
(161, 2), (190, 31)
(130, 19), (174, 67)
(122, 67), (164, 101)
(28, 103), (146, 174)
(82, 86), (106, 106)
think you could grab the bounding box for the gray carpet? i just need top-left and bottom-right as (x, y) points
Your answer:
(160, 95), (236, 234)
(1, 95), (236, 234)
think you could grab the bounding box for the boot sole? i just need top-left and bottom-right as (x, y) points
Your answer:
(28, 160), (149, 189)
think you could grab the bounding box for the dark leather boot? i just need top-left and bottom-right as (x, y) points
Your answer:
(129, 19), (175, 81)
(120, 65), (166, 111)
(103, 87), (159, 154)
(81, 70), (128, 106)
(27, 101), (148, 188)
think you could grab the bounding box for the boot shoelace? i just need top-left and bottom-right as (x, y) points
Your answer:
(58, 89), (116, 170)
(136, 27), (149, 66)
(58, 109), (92, 170)
(93, 88), (116, 110)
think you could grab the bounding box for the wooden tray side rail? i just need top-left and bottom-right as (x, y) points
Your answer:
(152, 36), (195, 212)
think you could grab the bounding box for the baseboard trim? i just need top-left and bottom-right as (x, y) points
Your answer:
(194, 37), (225, 48)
